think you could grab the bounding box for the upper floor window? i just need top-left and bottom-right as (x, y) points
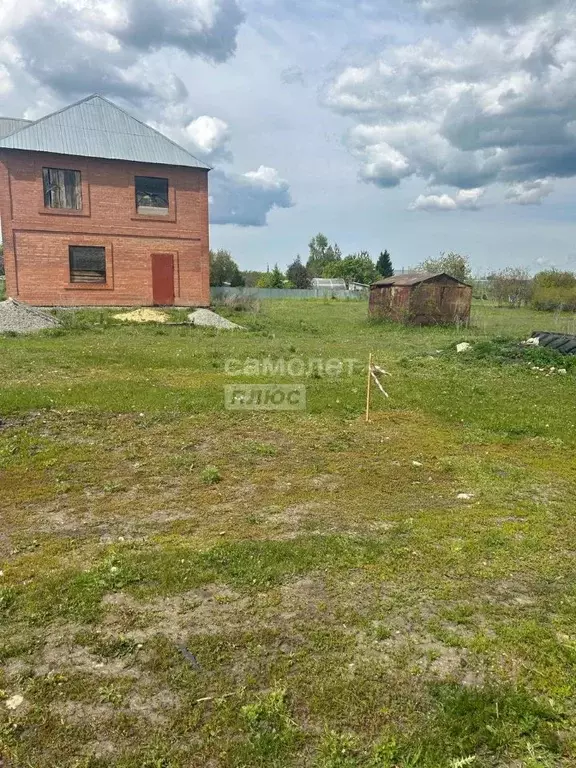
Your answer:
(43, 168), (82, 210)
(135, 176), (169, 215)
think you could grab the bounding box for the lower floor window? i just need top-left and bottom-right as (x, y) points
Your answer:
(69, 246), (106, 283)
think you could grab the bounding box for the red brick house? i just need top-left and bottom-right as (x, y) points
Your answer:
(0, 95), (211, 307)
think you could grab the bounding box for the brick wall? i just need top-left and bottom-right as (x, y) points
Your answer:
(0, 150), (210, 306)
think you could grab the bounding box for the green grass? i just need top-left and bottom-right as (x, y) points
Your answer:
(1, 299), (576, 766)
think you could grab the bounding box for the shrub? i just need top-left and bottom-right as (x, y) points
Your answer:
(531, 270), (576, 312)
(451, 337), (576, 371)
(201, 466), (221, 485)
(219, 294), (261, 313)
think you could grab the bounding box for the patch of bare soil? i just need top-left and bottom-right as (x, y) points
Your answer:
(102, 585), (252, 640)
(487, 578), (538, 607)
(3, 577), (497, 745)
(264, 501), (327, 530)
(308, 474), (341, 491)
(39, 626), (140, 678)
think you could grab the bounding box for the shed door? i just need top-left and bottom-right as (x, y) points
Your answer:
(151, 253), (174, 305)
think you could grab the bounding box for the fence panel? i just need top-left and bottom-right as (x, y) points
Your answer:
(211, 287), (368, 301)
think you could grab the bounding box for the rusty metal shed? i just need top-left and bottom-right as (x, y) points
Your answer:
(369, 272), (472, 325)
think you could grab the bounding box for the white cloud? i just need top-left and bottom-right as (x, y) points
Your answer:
(0, 0), (244, 109)
(147, 110), (232, 164)
(505, 179), (554, 205)
(185, 115), (231, 156)
(244, 165), (286, 187)
(410, 188), (485, 211)
(323, 7), (576, 205)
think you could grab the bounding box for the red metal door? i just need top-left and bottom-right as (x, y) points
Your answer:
(151, 253), (174, 305)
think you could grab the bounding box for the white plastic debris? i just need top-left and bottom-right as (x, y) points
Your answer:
(456, 342), (471, 353)
(412, 461), (423, 467)
(559, 369), (568, 375)
(457, 493), (474, 500)
(524, 337), (540, 346)
(5, 694), (24, 710)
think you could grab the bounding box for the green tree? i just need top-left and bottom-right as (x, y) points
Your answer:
(418, 251), (472, 282)
(376, 250), (393, 278)
(531, 270), (576, 312)
(210, 249), (245, 287)
(488, 268), (532, 307)
(323, 252), (379, 285)
(242, 270), (267, 288)
(286, 256), (311, 288)
(306, 234), (342, 277)
(257, 264), (285, 288)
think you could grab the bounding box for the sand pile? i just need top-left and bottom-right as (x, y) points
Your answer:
(113, 308), (170, 323)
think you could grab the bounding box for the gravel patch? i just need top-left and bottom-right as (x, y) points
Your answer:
(188, 309), (244, 330)
(0, 299), (60, 334)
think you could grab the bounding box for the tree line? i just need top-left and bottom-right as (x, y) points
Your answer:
(417, 251), (576, 313)
(210, 233), (393, 289)
(210, 238), (576, 312)
(485, 268), (576, 312)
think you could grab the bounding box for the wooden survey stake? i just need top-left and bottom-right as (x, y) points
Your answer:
(365, 352), (373, 422)
(365, 354), (391, 422)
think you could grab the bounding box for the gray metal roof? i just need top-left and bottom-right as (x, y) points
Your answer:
(0, 95), (210, 170)
(0, 117), (32, 140)
(372, 272), (469, 287)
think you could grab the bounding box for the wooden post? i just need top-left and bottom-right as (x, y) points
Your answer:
(365, 352), (373, 423)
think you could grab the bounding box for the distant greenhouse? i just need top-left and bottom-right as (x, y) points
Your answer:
(311, 278), (347, 290)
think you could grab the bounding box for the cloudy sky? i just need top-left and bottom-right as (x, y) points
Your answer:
(2, 0), (576, 274)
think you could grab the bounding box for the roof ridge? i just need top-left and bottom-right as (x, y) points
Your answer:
(0, 116), (35, 140)
(0, 95), (98, 143)
(87, 94), (211, 170)
(0, 94), (212, 170)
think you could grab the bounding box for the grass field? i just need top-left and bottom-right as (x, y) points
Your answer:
(1, 299), (576, 768)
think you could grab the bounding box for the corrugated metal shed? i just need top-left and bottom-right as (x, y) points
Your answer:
(0, 118), (32, 140)
(372, 272), (469, 288)
(369, 272), (472, 325)
(0, 95), (210, 170)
